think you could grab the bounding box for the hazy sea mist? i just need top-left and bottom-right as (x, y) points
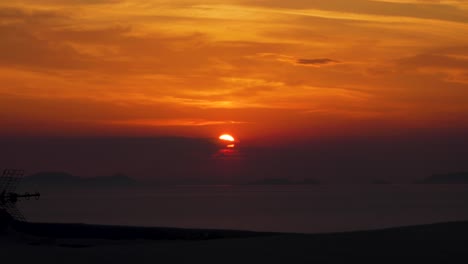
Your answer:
(18, 184), (468, 234)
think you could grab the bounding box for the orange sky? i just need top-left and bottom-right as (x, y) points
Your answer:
(1, 0), (468, 143)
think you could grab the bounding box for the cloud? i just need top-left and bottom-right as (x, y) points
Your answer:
(10, 0), (122, 5)
(395, 50), (468, 83)
(0, 7), (66, 23)
(238, 0), (468, 23)
(398, 52), (468, 70)
(104, 118), (248, 127)
(0, 6), (290, 74)
(296, 58), (339, 66)
(0, 7), (93, 69)
(252, 53), (340, 67)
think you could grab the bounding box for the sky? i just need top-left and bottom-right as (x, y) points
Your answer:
(1, 0), (468, 182)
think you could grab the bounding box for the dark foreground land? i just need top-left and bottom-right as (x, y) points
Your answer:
(2, 221), (468, 263)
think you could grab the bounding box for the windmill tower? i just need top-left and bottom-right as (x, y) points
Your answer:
(0, 169), (40, 225)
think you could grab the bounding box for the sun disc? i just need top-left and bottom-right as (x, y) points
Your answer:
(219, 134), (235, 142)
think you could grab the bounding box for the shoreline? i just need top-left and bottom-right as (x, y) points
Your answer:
(2, 220), (468, 263)
(9, 219), (468, 239)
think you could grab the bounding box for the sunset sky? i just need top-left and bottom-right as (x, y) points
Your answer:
(1, 1), (468, 181)
(2, 0), (468, 142)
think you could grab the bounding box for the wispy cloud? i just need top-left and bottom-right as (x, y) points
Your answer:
(252, 53), (340, 67)
(237, 0), (468, 23)
(296, 58), (339, 66)
(104, 119), (249, 127)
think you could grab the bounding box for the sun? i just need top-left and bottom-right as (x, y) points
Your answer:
(219, 134), (235, 142)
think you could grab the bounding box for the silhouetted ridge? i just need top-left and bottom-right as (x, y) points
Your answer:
(416, 172), (468, 184)
(23, 172), (137, 187)
(371, 180), (391, 184)
(12, 222), (276, 240)
(249, 178), (320, 185)
(24, 171), (78, 184)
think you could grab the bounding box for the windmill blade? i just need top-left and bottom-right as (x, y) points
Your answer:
(6, 175), (22, 193)
(0, 169), (34, 223)
(1, 169), (25, 193)
(0, 170), (11, 192)
(2, 202), (26, 222)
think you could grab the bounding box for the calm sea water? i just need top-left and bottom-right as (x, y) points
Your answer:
(18, 185), (468, 233)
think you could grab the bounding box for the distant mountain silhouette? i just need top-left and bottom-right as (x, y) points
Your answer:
(23, 172), (137, 187)
(87, 174), (137, 187)
(371, 180), (391, 185)
(23, 172), (78, 184)
(416, 172), (468, 184)
(300, 178), (321, 185)
(249, 178), (320, 185)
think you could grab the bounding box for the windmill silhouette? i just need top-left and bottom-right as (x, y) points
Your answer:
(0, 169), (40, 223)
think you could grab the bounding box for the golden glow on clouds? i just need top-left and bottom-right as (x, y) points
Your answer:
(108, 119), (246, 127)
(1, 0), (468, 140)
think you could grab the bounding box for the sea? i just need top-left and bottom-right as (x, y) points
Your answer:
(18, 184), (468, 234)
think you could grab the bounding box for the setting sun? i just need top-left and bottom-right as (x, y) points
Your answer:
(219, 134), (235, 142)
